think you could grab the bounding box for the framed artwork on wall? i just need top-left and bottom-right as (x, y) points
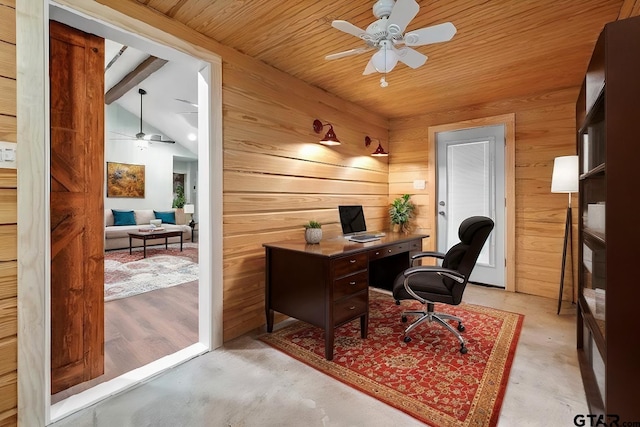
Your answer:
(106, 162), (145, 198)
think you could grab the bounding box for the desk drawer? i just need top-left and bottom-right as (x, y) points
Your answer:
(332, 253), (368, 278)
(334, 270), (368, 300)
(334, 291), (368, 325)
(408, 239), (422, 252)
(368, 242), (409, 260)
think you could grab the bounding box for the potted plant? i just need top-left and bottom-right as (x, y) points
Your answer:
(172, 184), (186, 209)
(172, 184), (187, 224)
(304, 220), (322, 244)
(389, 194), (415, 233)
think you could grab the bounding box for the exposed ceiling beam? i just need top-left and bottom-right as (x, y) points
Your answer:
(104, 55), (168, 105)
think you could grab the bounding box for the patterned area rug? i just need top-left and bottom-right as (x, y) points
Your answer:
(104, 243), (199, 301)
(260, 289), (523, 427)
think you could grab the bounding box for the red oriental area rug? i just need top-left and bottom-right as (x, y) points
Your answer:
(260, 289), (523, 427)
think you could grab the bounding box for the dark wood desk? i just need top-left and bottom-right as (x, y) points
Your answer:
(264, 233), (427, 360)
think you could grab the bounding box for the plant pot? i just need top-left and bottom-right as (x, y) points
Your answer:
(174, 208), (186, 225)
(305, 228), (322, 244)
(392, 223), (401, 233)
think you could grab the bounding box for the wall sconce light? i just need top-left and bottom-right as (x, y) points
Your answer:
(313, 119), (341, 146)
(365, 136), (389, 157)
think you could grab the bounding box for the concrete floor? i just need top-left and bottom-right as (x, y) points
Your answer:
(52, 285), (587, 426)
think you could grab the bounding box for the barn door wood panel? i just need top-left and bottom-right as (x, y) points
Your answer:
(49, 20), (105, 394)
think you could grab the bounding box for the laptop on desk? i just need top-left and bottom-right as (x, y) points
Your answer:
(338, 205), (385, 243)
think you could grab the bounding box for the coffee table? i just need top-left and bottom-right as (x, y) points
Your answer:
(128, 230), (183, 258)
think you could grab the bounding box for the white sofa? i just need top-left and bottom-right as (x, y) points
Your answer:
(105, 209), (192, 251)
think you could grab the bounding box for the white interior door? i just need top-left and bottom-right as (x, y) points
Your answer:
(436, 125), (505, 287)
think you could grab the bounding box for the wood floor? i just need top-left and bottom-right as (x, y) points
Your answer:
(51, 279), (199, 403)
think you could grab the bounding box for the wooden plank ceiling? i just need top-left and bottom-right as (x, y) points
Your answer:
(135, 0), (624, 118)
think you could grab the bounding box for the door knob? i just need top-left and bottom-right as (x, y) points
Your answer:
(439, 201), (445, 206)
(439, 211), (445, 216)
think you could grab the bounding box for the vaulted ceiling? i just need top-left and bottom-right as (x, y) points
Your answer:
(132, 0), (628, 119)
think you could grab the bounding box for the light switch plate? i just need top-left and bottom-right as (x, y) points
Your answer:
(0, 141), (17, 169)
(413, 179), (426, 190)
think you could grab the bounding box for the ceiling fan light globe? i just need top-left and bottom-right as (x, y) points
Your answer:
(371, 48), (398, 73)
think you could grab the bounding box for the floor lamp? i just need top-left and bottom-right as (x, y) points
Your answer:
(551, 155), (579, 314)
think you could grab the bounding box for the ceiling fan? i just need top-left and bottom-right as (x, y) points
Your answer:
(110, 88), (176, 144)
(325, 0), (457, 87)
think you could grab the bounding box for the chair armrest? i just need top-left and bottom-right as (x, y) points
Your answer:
(403, 266), (466, 284)
(410, 251), (446, 266)
(401, 266), (467, 304)
(411, 251), (446, 261)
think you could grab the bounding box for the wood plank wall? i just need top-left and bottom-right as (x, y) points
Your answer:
(221, 60), (389, 339)
(0, 0), (16, 425)
(389, 88), (580, 300)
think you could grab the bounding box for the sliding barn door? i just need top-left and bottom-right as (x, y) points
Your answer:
(49, 21), (105, 394)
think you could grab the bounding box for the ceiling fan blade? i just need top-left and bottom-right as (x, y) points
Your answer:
(325, 47), (372, 60)
(393, 46), (427, 69)
(404, 22), (457, 46)
(363, 59), (377, 75)
(175, 98), (198, 108)
(331, 20), (368, 39)
(387, 0), (420, 37)
(108, 130), (136, 139)
(148, 134), (175, 144)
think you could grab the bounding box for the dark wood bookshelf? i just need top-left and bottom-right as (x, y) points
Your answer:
(576, 15), (640, 421)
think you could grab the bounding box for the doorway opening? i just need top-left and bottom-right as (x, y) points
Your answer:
(15, 2), (223, 423)
(436, 125), (505, 287)
(428, 114), (516, 292)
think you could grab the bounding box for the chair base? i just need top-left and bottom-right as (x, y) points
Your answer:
(401, 304), (468, 354)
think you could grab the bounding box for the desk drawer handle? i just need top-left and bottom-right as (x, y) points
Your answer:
(349, 259), (356, 263)
(375, 251), (380, 255)
(349, 281), (356, 285)
(349, 306), (356, 310)
(388, 249), (392, 253)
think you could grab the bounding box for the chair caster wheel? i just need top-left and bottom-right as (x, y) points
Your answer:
(395, 300), (400, 305)
(401, 316), (408, 323)
(460, 346), (468, 354)
(457, 323), (465, 332)
(403, 336), (412, 343)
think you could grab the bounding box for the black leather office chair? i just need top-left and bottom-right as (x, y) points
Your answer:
(392, 216), (494, 354)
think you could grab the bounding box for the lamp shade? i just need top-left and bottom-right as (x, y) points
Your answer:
(371, 142), (389, 157)
(319, 125), (341, 146)
(183, 204), (195, 214)
(551, 155), (579, 193)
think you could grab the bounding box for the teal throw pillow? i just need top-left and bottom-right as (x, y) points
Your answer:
(154, 210), (176, 225)
(112, 209), (136, 226)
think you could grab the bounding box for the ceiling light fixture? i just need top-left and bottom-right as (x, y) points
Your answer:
(371, 40), (398, 73)
(365, 136), (389, 157)
(313, 119), (341, 146)
(371, 40), (397, 88)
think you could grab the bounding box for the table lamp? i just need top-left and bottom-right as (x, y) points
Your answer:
(183, 204), (195, 223)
